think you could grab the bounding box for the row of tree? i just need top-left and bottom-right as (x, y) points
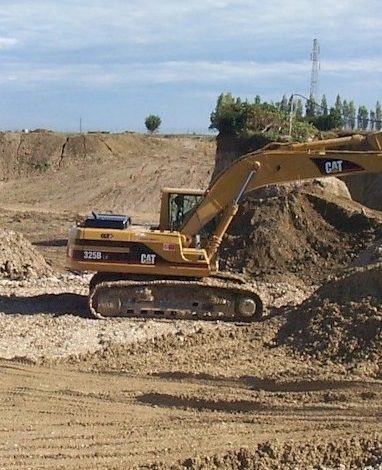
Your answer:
(209, 93), (382, 139)
(278, 94), (382, 132)
(209, 93), (314, 140)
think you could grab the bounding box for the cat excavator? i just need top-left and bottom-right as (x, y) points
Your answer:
(66, 131), (382, 321)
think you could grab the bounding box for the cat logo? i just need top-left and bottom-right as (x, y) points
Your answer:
(141, 254), (156, 265)
(325, 160), (343, 174)
(311, 157), (364, 175)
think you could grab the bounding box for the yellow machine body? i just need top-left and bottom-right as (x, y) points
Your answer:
(66, 188), (214, 278)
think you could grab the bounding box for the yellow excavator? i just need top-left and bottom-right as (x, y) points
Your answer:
(66, 131), (382, 321)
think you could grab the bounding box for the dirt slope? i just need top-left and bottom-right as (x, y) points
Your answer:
(221, 185), (382, 285)
(278, 267), (381, 364)
(0, 132), (215, 222)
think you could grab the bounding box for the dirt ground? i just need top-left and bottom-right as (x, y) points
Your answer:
(0, 132), (381, 469)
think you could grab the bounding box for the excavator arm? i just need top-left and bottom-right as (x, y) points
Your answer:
(181, 132), (382, 259)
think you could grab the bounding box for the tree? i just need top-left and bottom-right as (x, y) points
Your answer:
(295, 98), (303, 119)
(342, 100), (349, 129)
(145, 115), (161, 133)
(348, 101), (356, 129)
(312, 107), (342, 131)
(369, 110), (376, 131)
(376, 101), (382, 131)
(279, 94), (289, 113)
(305, 95), (316, 118)
(210, 92), (314, 140)
(320, 95), (328, 116)
(209, 93), (248, 135)
(357, 106), (368, 130)
(335, 94), (342, 115)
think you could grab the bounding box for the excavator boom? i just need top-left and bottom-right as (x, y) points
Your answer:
(181, 132), (382, 241)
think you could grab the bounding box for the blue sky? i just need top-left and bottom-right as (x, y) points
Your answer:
(0, 0), (381, 132)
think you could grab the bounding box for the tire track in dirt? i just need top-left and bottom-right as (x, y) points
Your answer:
(0, 361), (381, 469)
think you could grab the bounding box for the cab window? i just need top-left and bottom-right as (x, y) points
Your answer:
(169, 194), (203, 231)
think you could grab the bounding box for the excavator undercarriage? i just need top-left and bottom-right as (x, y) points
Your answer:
(89, 273), (263, 321)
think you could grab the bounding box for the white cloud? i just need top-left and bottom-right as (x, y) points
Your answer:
(0, 37), (17, 48)
(2, 57), (381, 88)
(0, 0), (381, 50)
(323, 58), (382, 74)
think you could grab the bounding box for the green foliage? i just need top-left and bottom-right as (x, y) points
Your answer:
(342, 100), (349, 128)
(348, 101), (356, 129)
(290, 120), (315, 141)
(278, 94), (289, 113)
(209, 93), (247, 135)
(295, 99), (303, 119)
(31, 161), (50, 172)
(210, 93), (315, 142)
(210, 92), (382, 139)
(145, 115), (161, 133)
(310, 107), (342, 131)
(320, 95), (328, 116)
(357, 106), (369, 130)
(335, 94), (342, 114)
(305, 96), (317, 118)
(370, 110), (376, 130)
(376, 101), (381, 130)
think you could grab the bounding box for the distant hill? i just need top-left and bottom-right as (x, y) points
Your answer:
(0, 132), (215, 222)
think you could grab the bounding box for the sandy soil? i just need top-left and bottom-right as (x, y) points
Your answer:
(0, 132), (381, 469)
(0, 274), (381, 469)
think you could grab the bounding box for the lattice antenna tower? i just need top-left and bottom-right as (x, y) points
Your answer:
(309, 38), (320, 102)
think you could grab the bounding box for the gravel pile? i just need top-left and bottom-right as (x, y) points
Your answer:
(276, 263), (382, 366)
(0, 228), (53, 280)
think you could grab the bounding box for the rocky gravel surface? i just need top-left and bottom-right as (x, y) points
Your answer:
(0, 273), (313, 363)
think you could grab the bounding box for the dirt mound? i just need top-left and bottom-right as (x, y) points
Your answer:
(343, 172), (382, 210)
(0, 228), (53, 280)
(351, 238), (382, 267)
(143, 437), (382, 470)
(220, 185), (382, 285)
(276, 264), (382, 365)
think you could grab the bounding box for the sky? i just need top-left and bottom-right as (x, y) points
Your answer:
(0, 0), (381, 133)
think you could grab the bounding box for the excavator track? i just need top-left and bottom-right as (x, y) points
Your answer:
(89, 273), (263, 322)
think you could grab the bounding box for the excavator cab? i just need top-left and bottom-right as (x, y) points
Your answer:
(158, 188), (218, 243)
(159, 188), (204, 231)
